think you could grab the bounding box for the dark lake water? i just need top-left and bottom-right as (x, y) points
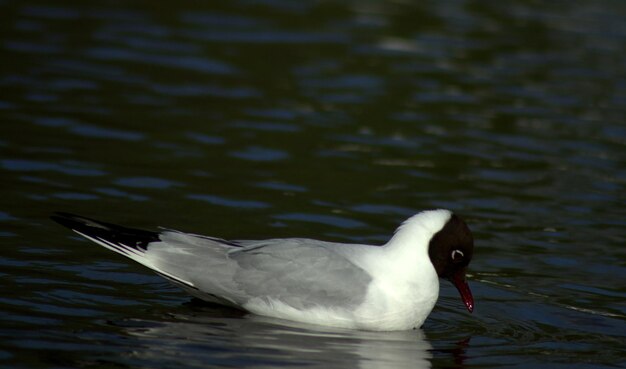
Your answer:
(2, 1), (625, 368)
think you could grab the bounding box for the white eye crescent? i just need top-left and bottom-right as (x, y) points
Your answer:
(451, 249), (464, 260)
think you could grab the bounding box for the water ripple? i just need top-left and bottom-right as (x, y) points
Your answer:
(274, 213), (366, 229)
(87, 47), (238, 75)
(114, 177), (182, 190)
(230, 146), (289, 162)
(188, 194), (270, 209)
(1, 159), (106, 176)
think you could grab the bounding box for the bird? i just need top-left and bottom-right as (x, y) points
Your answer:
(51, 209), (474, 331)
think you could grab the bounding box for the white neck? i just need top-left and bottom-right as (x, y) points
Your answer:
(383, 210), (452, 274)
(385, 210), (451, 250)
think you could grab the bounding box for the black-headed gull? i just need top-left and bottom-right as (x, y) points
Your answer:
(52, 209), (474, 331)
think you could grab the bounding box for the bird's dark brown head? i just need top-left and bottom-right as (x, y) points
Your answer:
(428, 214), (475, 312)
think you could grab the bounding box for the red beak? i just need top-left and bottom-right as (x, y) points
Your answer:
(450, 269), (474, 313)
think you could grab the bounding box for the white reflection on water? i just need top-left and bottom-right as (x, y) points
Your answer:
(118, 310), (433, 369)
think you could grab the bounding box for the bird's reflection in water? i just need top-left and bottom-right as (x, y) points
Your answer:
(107, 300), (435, 369)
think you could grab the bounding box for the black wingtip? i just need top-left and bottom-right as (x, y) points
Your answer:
(51, 212), (116, 233)
(51, 212), (160, 248)
(51, 212), (90, 230)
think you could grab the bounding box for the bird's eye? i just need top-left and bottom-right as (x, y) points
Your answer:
(451, 249), (464, 261)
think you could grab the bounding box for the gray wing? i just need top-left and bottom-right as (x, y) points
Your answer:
(224, 239), (373, 310)
(58, 217), (374, 311)
(50, 214), (373, 311)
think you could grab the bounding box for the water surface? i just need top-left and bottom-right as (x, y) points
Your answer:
(1, 1), (625, 368)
